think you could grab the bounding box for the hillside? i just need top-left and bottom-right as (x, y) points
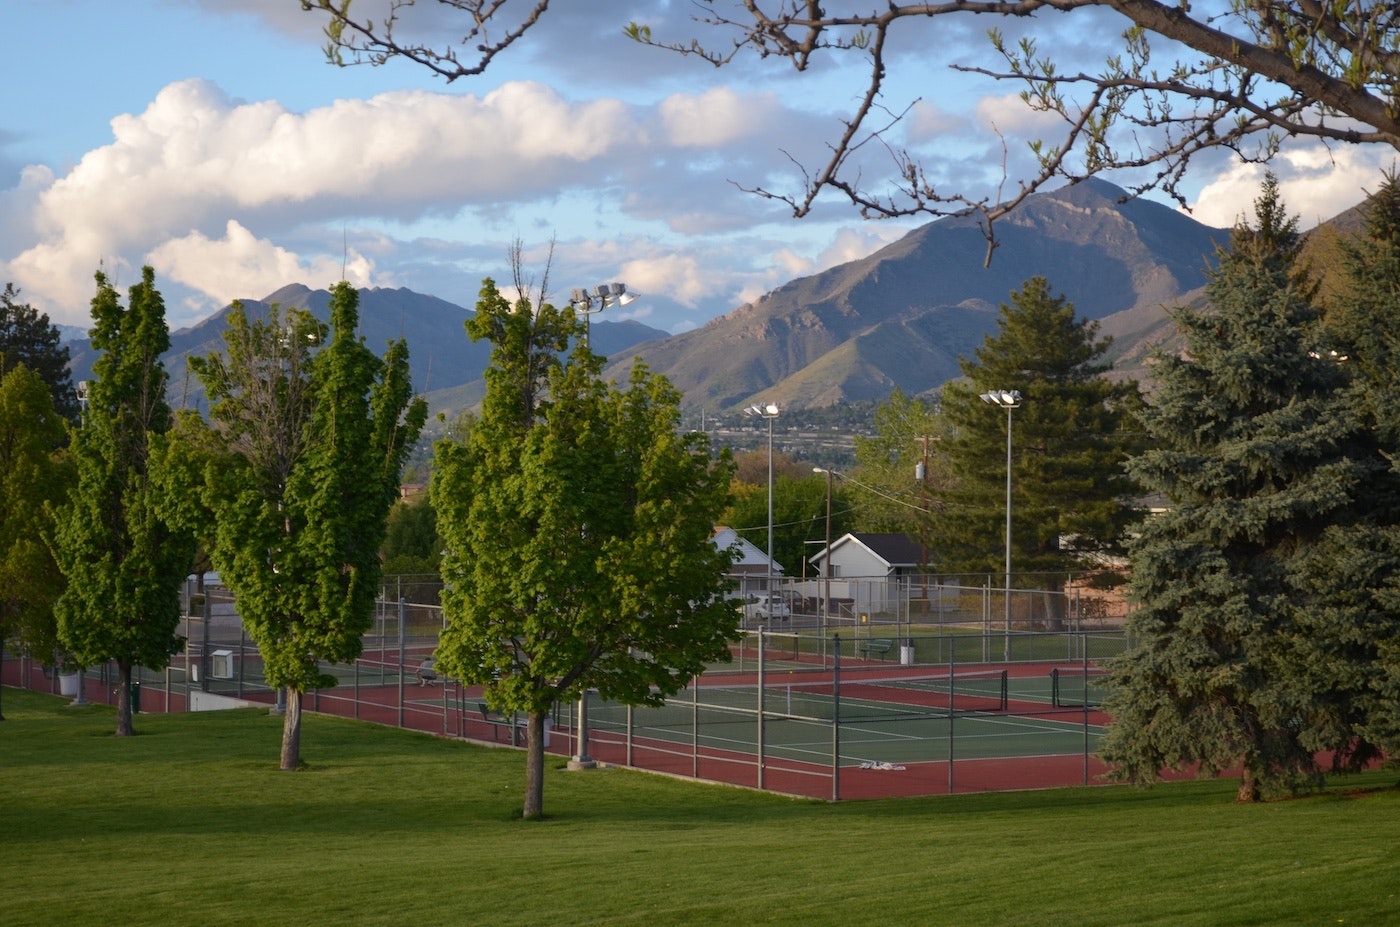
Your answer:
(604, 178), (1229, 411)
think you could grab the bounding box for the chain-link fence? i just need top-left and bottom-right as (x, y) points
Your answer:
(2, 573), (1132, 799)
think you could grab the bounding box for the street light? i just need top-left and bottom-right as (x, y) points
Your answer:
(813, 467), (834, 628)
(744, 403), (781, 611)
(980, 389), (1022, 662)
(569, 283), (638, 346)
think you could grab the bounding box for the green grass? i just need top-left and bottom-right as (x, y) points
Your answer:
(3, 687), (1397, 927)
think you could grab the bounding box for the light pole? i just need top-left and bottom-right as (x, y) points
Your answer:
(980, 389), (1021, 662)
(813, 467), (833, 629)
(744, 403), (781, 610)
(563, 282), (635, 771)
(569, 282), (637, 346)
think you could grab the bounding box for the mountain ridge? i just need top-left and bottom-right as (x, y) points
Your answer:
(63, 179), (1275, 416)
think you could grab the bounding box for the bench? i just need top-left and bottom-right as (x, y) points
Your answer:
(857, 638), (894, 661)
(478, 702), (524, 745)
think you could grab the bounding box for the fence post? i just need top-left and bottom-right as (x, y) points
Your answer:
(756, 627), (765, 791)
(831, 632), (840, 802)
(397, 596), (406, 730)
(947, 635), (956, 794)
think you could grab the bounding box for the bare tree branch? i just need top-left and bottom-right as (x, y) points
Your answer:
(301, 0), (1400, 239)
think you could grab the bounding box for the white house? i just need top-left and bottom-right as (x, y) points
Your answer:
(807, 532), (923, 617)
(713, 526), (784, 596)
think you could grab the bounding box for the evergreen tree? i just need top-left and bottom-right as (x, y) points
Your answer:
(432, 277), (737, 820)
(1307, 172), (1400, 761)
(1099, 176), (1390, 800)
(0, 364), (74, 719)
(938, 277), (1142, 616)
(190, 286), (427, 770)
(51, 268), (189, 737)
(0, 283), (78, 423)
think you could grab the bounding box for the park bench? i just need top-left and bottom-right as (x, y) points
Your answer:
(478, 702), (524, 745)
(857, 638), (894, 661)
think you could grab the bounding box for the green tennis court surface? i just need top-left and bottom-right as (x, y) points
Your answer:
(588, 668), (1105, 768)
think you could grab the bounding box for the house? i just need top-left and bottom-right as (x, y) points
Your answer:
(807, 532), (924, 618)
(713, 526), (784, 596)
(808, 532), (922, 580)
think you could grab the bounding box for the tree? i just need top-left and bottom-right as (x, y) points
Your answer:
(937, 277), (1142, 613)
(1099, 176), (1393, 800)
(0, 364), (74, 720)
(51, 268), (190, 737)
(189, 286), (427, 770)
(381, 494), (440, 576)
(1, 283), (78, 423)
(431, 276), (738, 820)
(1305, 172), (1400, 762)
(302, 2), (1400, 253)
(724, 465), (846, 579)
(851, 389), (950, 562)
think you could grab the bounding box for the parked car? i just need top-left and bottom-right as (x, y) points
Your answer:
(741, 593), (792, 621)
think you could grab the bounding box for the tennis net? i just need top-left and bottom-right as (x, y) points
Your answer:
(1049, 666), (1110, 708)
(680, 669), (1010, 724)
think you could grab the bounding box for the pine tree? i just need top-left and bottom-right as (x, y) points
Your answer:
(1307, 172), (1400, 761)
(1099, 175), (1389, 800)
(938, 277), (1142, 620)
(432, 277), (737, 820)
(51, 268), (189, 736)
(0, 283), (78, 423)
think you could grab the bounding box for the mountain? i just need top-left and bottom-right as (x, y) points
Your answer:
(605, 177), (1230, 410)
(65, 284), (669, 416)
(64, 179), (1294, 418)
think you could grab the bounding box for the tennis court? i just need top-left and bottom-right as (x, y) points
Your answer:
(581, 659), (1111, 799)
(7, 616), (1125, 800)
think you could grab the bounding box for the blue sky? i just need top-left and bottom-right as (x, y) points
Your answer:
(3, 1), (1392, 334)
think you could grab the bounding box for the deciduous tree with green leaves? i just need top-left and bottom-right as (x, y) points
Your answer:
(938, 277), (1142, 615)
(851, 389), (949, 563)
(431, 276), (738, 820)
(51, 268), (189, 737)
(189, 285), (427, 770)
(1099, 176), (1394, 801)
(0, 364), (74, 720)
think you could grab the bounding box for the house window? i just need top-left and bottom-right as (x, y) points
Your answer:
(830, 565), (840, 579)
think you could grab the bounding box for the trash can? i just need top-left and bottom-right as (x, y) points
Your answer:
(899, 642), (915, 666)
(130, 680), (141, 714)
(59, 671), (81, 697)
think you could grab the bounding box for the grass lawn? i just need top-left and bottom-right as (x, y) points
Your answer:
(2, 687), (1397, 927)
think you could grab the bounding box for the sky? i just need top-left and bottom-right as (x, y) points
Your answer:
(3, 0), (1396, 336)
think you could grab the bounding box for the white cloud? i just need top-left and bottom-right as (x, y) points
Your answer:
(659, 87), (778, 147)
(0, 76), (809, 328)
(147, 220), (380, 307)
(1187, 144), (1395, 230)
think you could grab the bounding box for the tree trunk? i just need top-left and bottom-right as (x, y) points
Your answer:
(523, 711), (546, 820)
(115, 658), (134, 736)
(0, 630), (6, 721)
(1237, 767), (1261, 803)
(280, 686), (302, 770)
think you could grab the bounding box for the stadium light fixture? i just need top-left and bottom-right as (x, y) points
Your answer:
(569, 282), (638, 346)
